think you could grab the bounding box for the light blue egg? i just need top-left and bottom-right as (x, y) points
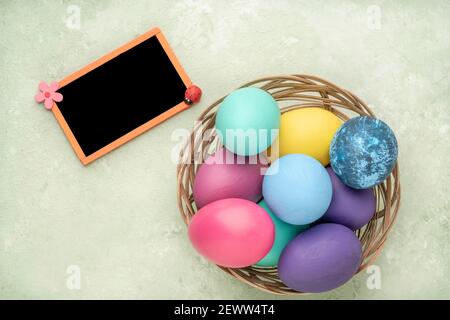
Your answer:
(262, 154), (332, 225)
(330, 116), (398, 189)
(256, 200), (309, 267)
(215, 88), (280, 156)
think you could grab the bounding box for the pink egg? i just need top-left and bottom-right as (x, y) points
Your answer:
(193, 148), (267, 208)
(188, 198), (275, 268)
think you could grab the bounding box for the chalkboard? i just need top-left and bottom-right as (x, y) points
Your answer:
(53, 28), (191, 165)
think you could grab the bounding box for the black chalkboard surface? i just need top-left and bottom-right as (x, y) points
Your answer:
(53, 28), (191, 165)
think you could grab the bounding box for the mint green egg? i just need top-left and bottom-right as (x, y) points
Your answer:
(215, 88), (280, 156)
(256, 200), (309, 267)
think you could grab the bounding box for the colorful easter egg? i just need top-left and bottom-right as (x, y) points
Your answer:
(262, 154), (332, 225)
(330, 116), (398, 189)
(270, 108), (342, 165)
(256, 200), (308, 267)
(279, 223), (362, 293)
(215, 88), (280, 156)
(193, 148), (267, 208)
(322, 167), (376, 230)
(188, 198), (275, 268)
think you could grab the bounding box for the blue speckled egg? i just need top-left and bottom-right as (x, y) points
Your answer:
(330, 116), (398, 189)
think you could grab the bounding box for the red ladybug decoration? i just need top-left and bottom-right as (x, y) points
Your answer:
(184, 85), (202, 105)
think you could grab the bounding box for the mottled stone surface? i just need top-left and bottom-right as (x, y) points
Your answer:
(330, 116), (398, 189)
(1, 0), (449, 299)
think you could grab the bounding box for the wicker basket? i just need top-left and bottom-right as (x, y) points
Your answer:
(176, 75), (401, 295)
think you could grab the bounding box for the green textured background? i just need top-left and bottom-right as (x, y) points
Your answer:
(1, 0), (449, 299)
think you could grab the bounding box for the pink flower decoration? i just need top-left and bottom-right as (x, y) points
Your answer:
(35, 81), (63, 110)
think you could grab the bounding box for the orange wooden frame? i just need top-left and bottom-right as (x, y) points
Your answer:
(52, 27), (192, 165)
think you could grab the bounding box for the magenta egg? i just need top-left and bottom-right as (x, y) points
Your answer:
(193, 148), (267, 208)
(188, 198), (275, 268)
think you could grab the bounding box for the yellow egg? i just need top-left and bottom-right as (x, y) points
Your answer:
(270, 108), (342, 166)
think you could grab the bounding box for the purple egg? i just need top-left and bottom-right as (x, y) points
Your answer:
(279, 223), (362, 293)
(322, 167), (376, 230)
(193, 148), (267, 208)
